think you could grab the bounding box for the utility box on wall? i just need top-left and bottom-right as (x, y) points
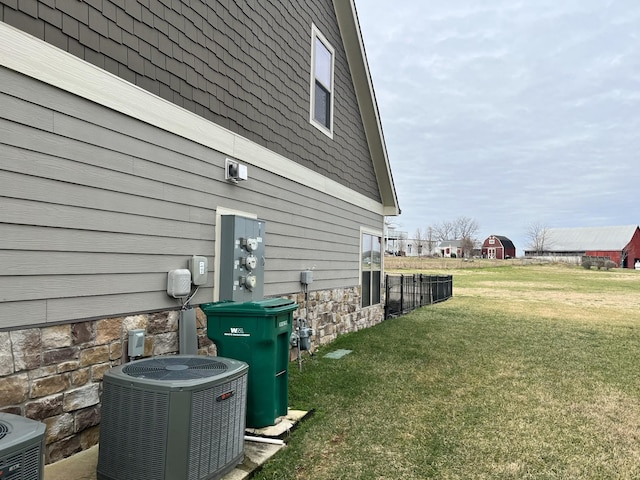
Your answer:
(219, 215), (265, 302)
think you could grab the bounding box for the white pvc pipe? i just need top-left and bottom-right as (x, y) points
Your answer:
(244, 435), (285, 446)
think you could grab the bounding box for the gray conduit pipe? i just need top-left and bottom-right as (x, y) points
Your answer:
(244, 435), (285, 445)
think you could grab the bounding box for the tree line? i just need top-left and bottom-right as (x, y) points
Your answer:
(396, 216), (480, 258)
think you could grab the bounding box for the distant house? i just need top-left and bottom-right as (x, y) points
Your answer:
(523, 225), (640, 268)
(384, 228), (408, 255)
(482, 235), (516, 259)
(404, 237), (436, 257)
(438, 240), (464, 258)
(404, 241), (426, 257)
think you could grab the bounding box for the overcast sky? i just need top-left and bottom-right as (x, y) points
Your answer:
(354, 0), (640, 254)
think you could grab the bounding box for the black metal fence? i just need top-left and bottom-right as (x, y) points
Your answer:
(384, 274), (453, 319)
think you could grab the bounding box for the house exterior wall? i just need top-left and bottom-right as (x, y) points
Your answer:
(439, 244), (462, 258)
(1, 64), (383, 328)
(0, 0), (381, 202)
(0, 0), (394, 462)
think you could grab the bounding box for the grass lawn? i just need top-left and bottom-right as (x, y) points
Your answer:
(254, 263), (640, 480)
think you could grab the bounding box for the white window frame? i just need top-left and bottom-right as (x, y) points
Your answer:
(360, 227), (383, 308)
(309, 24), (335, 138)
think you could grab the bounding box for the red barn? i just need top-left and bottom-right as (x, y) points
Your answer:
(482, 235), (516, 259)
(524, 225), (640, 269)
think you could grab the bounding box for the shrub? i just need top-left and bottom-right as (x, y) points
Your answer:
(604, 260), (617, 270)
(582, 259), (592, 269)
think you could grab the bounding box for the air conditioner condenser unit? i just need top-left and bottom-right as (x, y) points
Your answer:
(0, 413), (46, 480)
(97, 355), (248, 480)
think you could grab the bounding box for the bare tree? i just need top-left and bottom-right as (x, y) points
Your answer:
(454, 216), (479, 241)
(454, 216), (480, 258)
(430, 217), (480, 258)
(425, 226), (435, 257)
(527, 222), (549, 255)
(397, 232), (407, 256)
(432, 221), (454, 242)
(414, 228), (425, 257)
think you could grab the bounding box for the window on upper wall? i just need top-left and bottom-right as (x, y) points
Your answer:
(310, 25), (335, 137)
(361, 231), (382, 308)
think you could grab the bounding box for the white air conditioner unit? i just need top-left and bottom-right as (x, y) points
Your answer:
(97, 355), (248, 480)
(0, 413), (46, 480)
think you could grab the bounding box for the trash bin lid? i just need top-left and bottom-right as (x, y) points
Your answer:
(201, 298), (298, 315)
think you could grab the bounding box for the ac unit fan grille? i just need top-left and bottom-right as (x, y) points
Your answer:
(0, 421), (8, 441)
(122, 356), (228, 380)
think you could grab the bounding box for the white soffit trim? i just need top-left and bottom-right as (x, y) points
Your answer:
(0, 22), (384, 215)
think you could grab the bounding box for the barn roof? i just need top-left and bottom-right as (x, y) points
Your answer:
(544, 225), (639, 251)
(439, 239), (464, 248)
(493, 236), (515, 249)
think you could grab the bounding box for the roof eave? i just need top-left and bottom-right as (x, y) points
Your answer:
(333, 0), (401, 216)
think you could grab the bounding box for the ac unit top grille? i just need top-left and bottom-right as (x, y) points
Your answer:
(0, 421), (8, 441)
(122, 356), (229, 381)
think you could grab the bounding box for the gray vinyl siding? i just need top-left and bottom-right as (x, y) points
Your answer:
(0, 66), (381, 329)
(0, 0), (381, 202)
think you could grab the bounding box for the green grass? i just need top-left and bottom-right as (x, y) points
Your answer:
(254, 265), (640, 479)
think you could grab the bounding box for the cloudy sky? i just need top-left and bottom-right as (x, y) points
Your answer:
(354, 0), (640, 254)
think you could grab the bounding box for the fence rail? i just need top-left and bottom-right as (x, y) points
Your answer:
(384, 274), (453, 319)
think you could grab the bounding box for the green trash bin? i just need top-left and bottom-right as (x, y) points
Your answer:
(202, 298), (298, 428)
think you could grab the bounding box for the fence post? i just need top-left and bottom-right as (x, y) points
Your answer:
(429, 275), (433, 305)
(384, 274), (389, 319)
(399, 274), (404, 314)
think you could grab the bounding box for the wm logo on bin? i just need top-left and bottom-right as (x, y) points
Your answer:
(225, 327), (250, 337)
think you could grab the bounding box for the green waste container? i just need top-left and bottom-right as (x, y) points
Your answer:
(202, 298), (298, 428)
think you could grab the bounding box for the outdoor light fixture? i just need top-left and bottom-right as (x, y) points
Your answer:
(225, 158), (248, 183)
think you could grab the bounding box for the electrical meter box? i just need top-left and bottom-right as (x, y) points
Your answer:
(219, 215), (265, 302)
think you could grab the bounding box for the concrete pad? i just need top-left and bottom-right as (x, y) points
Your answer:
(245, 409), (312, 439)
(324, 349), (352, 359)
(224, 442), (283, 480)
(44, 410), (310, 480)
(44, 445), (99, 480)
(44, 442), (283, 480)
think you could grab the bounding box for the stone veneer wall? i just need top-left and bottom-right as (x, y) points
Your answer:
(0, 286), (383, 464)
(0, 309), (216, 463)
(287, 286), (384, 347)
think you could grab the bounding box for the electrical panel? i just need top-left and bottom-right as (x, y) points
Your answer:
(219, 215), (265, 302)
(301, 270), (313, 285)
(127, 329), (145, 357)
(189, 255), (208, 286)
